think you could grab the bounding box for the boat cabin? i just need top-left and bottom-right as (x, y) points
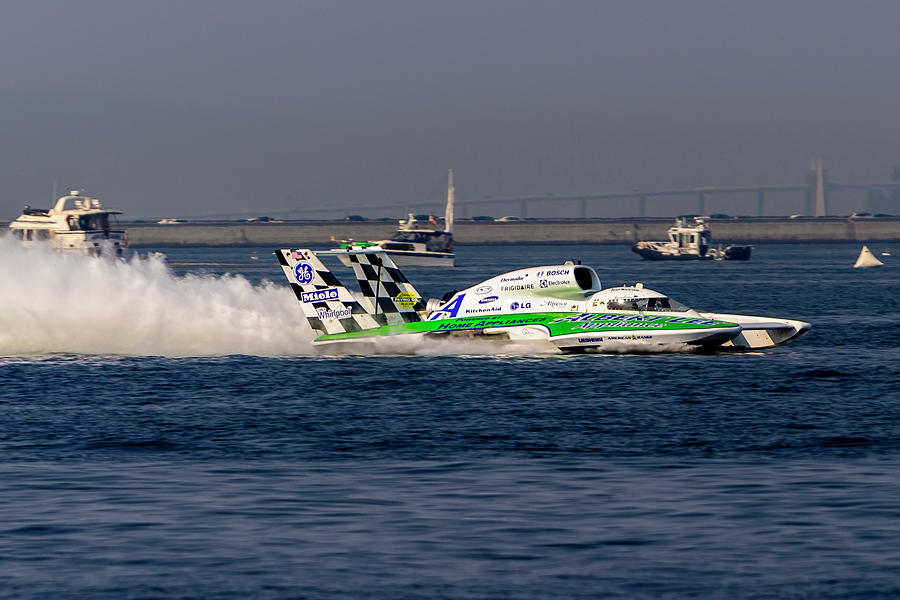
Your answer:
(668, 217), (711, 255)
(390, 230), (452, 252)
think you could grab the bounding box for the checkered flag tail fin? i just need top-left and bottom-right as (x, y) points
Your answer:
(276, 249), (380, 336)
(345, 251), (425, 325)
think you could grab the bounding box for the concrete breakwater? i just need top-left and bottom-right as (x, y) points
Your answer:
(123, 217), (900, 247)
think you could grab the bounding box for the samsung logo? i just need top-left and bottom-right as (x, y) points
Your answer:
(301, 288), (339, 303)
(478, 295), (499, 304)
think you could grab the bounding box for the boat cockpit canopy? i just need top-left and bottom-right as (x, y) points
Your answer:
(606, 295), (689, 312)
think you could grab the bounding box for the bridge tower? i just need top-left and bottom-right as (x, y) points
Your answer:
(809, 156), (827, 216)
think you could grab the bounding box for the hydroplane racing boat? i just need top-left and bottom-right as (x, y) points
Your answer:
(276, 248), (810, 353)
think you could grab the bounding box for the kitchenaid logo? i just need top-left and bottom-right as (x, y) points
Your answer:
(464, 306), (502, 314)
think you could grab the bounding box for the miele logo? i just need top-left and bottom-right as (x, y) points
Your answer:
(301, 288), (339, 303)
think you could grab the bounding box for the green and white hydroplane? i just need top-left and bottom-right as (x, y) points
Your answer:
(276, 248), (810, 353)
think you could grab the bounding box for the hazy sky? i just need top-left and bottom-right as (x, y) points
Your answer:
(2, 0), (900, 218)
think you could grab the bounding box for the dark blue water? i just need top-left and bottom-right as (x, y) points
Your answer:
(1, 243), (899, 598)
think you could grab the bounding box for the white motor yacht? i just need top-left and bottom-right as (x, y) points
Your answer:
(8, 190), (127, 256)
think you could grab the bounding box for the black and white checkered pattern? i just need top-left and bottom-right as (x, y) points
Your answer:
(276, 249), (381, 335)
(344, 251), (425, 325)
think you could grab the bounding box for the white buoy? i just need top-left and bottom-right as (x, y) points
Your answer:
(854, 245), (884, 268)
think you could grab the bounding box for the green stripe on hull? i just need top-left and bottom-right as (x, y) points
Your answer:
(315, 312), (738, 342)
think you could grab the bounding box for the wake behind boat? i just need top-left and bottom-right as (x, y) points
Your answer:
(332, 170), (456, 268)
(632, 216), (752, 261)
(276, 247), (810, 354)
(8, 190), (127, 256)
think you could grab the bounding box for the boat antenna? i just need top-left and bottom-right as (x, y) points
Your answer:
(372, 255), (383, 315)
(444, 169), (454, 234)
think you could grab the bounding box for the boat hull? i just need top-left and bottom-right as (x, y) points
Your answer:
(723, 245), (752, 260)
(632, 243), (752, 261)
(632, 244), (712, 260)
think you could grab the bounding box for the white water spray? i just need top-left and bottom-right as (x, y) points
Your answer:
(0, 237), (315, 357)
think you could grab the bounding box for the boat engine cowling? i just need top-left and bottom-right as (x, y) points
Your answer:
(427, 263), (602, 319)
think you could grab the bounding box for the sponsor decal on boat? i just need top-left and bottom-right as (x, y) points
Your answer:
(542, 300), (570, 308)
(434, 315), (539, 331)
(317, 307), (352, 319)
(500, 275), (527, 282)
(294, 261), (315, 284)
(550, 313), (722, 326)
(537, 269), (570, 277)
(478, 295), (499, 304)
(539, 278), (569, 288)
(394, 291), (419, 308)
(301, 288), (339, 303)
(500, 283), (534, 291)
(474, 285), (492, 295)
(574, 321), (664, 330)
(464, 306), (502, 314)
(510, 301), (532, 310)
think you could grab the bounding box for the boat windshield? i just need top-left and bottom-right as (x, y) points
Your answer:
(72, 214), (110, 231)
(393, 231), (452, 252)
(607, 296), (689, 312)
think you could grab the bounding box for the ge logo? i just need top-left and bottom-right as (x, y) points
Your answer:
(294, 262), (315, 284)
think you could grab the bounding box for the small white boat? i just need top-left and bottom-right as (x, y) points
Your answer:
(632, 216), (751, 261)
(8, 190), (127, 256)
(333, 170), (456, 268)
(881, 248), (891, 257)
(853, 245), (884, 268)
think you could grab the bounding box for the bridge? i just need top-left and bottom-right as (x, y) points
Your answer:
(188, 158), (900, 220)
